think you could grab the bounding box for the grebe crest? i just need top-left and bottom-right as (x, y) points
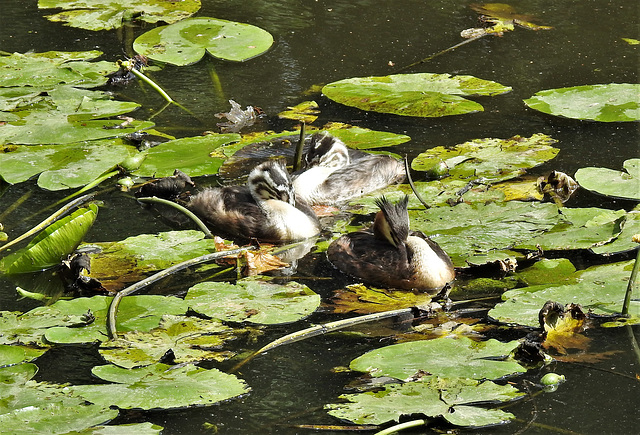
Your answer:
(188, 160), (320, 243)
(327, 195), (455, 291)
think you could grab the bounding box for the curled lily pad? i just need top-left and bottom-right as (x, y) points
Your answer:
(71, 363), (249, 410)
(185, 278), (321, 324)
(330, 284), (432, 314)
(0, 204), (98, 274)
(38, 0), (201, 31)
(133, 17), (274, 66)
(412, 134), (559, 183)
(575, 158), (640, 200)
(524, 83), (640, 122)
(322, 73), (511, 117)
(326, 376), (522, 427)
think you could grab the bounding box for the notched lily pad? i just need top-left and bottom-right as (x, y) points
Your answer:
(412, 134), (559, 183)
(38, 0), (201, 31)
(185, 278), (321, 324)
(71, 363), (249, 410)
(133, 17), (274, 66)
(322, 73), (511, 117)
(575, 158), (640, 201)
(524, 83), (640, 122)
(326, 376), (522, 427)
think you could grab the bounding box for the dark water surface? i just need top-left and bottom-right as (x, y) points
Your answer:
(1, 1), (639, 434)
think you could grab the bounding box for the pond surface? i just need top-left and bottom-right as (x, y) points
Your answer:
(1, 1), (639, 434)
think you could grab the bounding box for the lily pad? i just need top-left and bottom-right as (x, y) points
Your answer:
(322, 73), (511, 117)
(524, 84), (640, 122)
(185, 278), (321, 324)
(71, 363), (249, 410)
(326, 376), (522, 427)
(575, 158), (640, 200)
(408, 201), (561, 267)
(132, 134), (241, 178)
(0, 140), (135, 189)
(0, 345), (46, 366)
(84, 230), (220, 291)
(133, 17), (274, 66)
(98, 315), (251, 368)
(350, 336), (526, 380)
(0, 204), (98, 274)
(38, 0), (201, 31)
(488, 260), (639, 327)
(330, 284), (432, 314)
(412, 134), (559, 183)
(591, 209), (640, 255)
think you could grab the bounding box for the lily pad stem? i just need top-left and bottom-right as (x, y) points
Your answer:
(621, 236), (640, 316)
(231, 307), (414, 372)
(0, 193), (95, 254)
(129, 67), (173, 103)
(52, 169), (119, 208)
(404, 157), (430, 209)
(137, 196), (213, 238)
(107, 246), (255, 339)
(375, 419), (426, 435)
(293, 122), (306, 172)
(393, 34), (485, 74)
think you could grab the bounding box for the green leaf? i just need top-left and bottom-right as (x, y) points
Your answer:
(524, 83), (640, 122)
(132, 134), (241, 178)
(133, 17), (274, 65)
(0, 140), (135, 189)
(322, 73), (511, 117)
(83, 230), (220, 291)
(99, 315), (250, 368)
(185, 278), (321, 324)
(71, 363), (249, 410)
(0, 204), (98, 274)
(326, 377), (521, 427)
(489, 260), (639, 326)
(591, 208), (640, 255)
(38, 0), (201, 31)
(412, 134), (559, 183)
(350, 336), (526, 380)
(575, 158), (640, 200)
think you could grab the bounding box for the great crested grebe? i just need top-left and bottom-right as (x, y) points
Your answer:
(187, 160), (321, 243)
(327, 195), (455, 291)
(292, 132), (406, 205)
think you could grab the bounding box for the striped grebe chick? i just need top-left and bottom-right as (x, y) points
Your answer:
(292, 132), (405, 205)
(188, 160), (320, 243)
(327, 195), (455, 291)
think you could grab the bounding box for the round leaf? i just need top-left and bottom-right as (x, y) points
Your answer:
(575, 158), (640, 200)
(133, 17), (274, 66)
(322, 73), (512, 117)
(524, 83), (640, 122)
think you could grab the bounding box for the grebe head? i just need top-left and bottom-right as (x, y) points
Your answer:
(304, 132), (350, 169)
(373, 195), (410, 248)
(248, 160), (295, 206)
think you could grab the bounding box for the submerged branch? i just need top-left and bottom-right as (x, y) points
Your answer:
(107, 246), (255, 339)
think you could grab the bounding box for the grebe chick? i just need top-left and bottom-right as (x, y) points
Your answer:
(292, 132), (405, 205)
(187, 160), (320, 243)
(327, 195), (455, 291)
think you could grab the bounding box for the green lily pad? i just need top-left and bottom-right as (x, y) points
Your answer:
(326, 377), (522, 427)
(591, 209), (640, 255)
(524, 83), (640, 122)
(350, 336), (526, 380)
(330, 283), (432, 314)
(515, 258), (578, 287)
(99, 315), (252, 368)
(488, 260), (639, 326)
(132, 134), (241, 178)
(412, 134), (559, 183)
(0, 204), (98, 274)
(575, 158), (640, 200)
(408, 201), (561, 267)
(515, 207), (626, 250)
(38, 0), (201, 31)
(185, 278), (321, 324)
(81, 423), (164, 434)
(0, 345), (46, 366)
(0, 364), (119, 435)
(322, 73), (511, 117)
(133, 17), (274, 65)
(71, 363), (249, 410)
(0, 51), (116, 89)
(0, 140), (135, 189)
(42, 295), (187, 344)
(84, 230), (220, 291)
